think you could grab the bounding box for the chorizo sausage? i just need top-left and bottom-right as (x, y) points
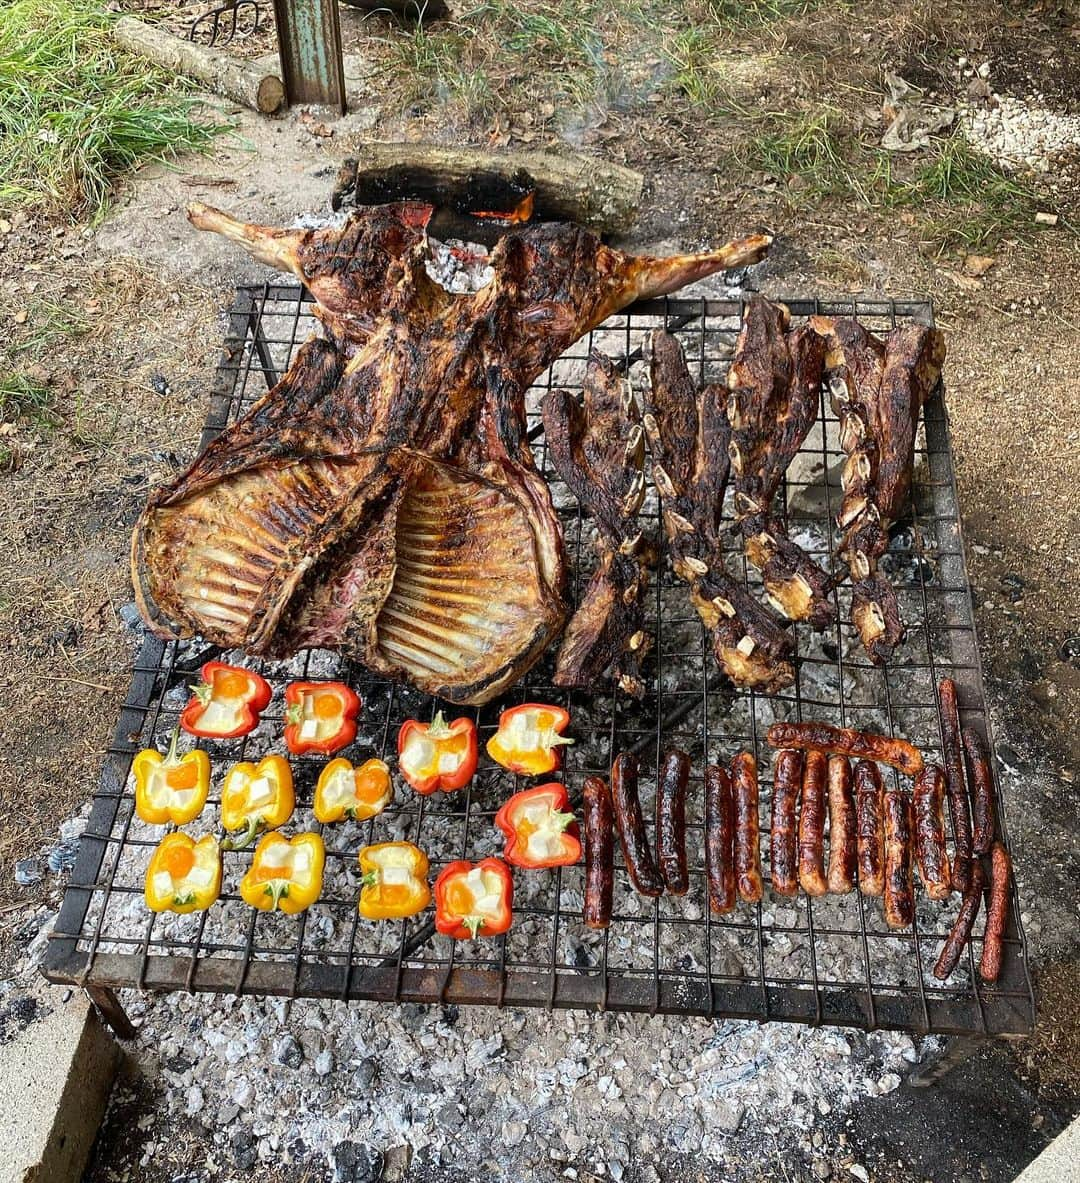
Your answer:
(933, 861), (985, 980)
(961, 727), (997, 856)
(854, 760), (885, 897)
(582, 775), (614, 929)
(913, 763), (952, 901)
(704, 764), (736, 914)
(979, 842), (1012, 983)
(826, 755), (856, 894)
(769, 749), (802, 897)
(731, 751), (763, 903)
(798, 750), (828, 897)
(611, 751), (663, 898)
(883, 788), (914, 929)
(657, 748), (690, 895)
(766, 721), (923, 777)
(938, 678), (972, 893)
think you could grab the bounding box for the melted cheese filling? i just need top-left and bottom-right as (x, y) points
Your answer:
(258, 843), (310, 877)
(518, 799), (568, 861)
(143, 767), (199, 810)
(462, 866), (504, 916)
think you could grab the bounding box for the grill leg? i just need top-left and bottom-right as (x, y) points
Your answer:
(86, 985), (137, 1040)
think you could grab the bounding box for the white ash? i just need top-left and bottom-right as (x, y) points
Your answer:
(964, 92), (1080, 175)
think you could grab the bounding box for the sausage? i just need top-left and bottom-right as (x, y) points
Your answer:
(798, 750), (828, 897)
(979, 842), (1012, 983)
(769, 749), (802, 897)
(582, 775), (614, 929)
(657, 748), (690, 894)
(913, 764), (952, 901)
(938, 678), (972, 893)
(933, 861), (985, 980)
(883, 788), (914, 929)
(766, 721), (923, 777)
(826, 755), (856, 894)
(962, 727), (997, 856)
(610, 751), (663, 898)
(704, 764), (736, 914)
(731, 751), (763, 903)
(854, 760), (885, 896)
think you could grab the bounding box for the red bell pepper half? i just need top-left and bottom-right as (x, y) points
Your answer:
(434, 857), (513, 939)
(397, 712), (478, 795)
(495, 782), (581, 869)
(283, 681), (361, 755)
(486, 703), (573, 776)
(180, 662), (272, 739)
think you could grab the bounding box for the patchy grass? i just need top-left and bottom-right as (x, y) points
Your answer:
(0, 0), (221, 222)
(0, 373), (59, 431)
(701, 0), (818, 30)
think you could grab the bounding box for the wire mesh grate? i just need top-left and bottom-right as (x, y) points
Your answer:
(43, 285), (1035, 1036)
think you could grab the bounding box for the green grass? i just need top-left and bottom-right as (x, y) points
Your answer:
(700, 0), (817, 29)
(9, 301), (88, 358)
(0, 0), (221, 223)
(0, 373), (59, 431)
(749, 109), (850, 194)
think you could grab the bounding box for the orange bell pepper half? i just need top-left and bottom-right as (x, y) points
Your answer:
(358, 842), (430, 919)
(239, 832), (324, 915)
(486, 703), (573, 777)
(180, 662), (272, 739)
(133, 726), (210, 825)
(434, 857), (513, 939)
(314, 757), (392, 823)
(283, 681), (361, 756)
(220, 754), (294, 849)
(495, 782), (581, 869)
(397, 712), (478, 795)
(145, 832), (221, 914)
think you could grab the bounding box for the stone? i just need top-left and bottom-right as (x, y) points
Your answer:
(273, 1034), (303, 1069)
(502, 1121), (527, 1148)
(0, 993), (118, 1183)
(14, 858), (42, 887)
(184, 1085), (205, 1116)
(848, 1167), (870, 1183)
(314, 1050), (333, 1077)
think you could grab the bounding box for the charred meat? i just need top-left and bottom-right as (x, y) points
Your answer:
(645, 329), (795, 692)
(542, 351), (650, 696)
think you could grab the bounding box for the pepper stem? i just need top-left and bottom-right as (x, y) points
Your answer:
(427, 711), (452, 739)
(463, 915), (484, 939)
(222, 814), (262, 851)
(541, 728), (575, 750)
(285, 703), (304, 725)
(264, 880), (290, 910)
(360, 871), (378, 888)
(163, 725), (183, 766)
(552, 810), (577, 832)
(190, 680), (213, 706)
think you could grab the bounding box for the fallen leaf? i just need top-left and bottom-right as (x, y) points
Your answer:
(963, 253), (996, 276)
(0, 218), (11, 235)
(945, 269), (983, 291)
(13, 309), (27, 324)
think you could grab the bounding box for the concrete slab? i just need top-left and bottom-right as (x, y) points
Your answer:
(1013, 1116), (1080, 1183)
(0, 993), (119, 1183)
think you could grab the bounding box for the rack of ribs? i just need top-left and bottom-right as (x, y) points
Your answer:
(810, 316), (946, 663)
(543, 352), (651, 696)
(645, 329), (795, 692)
(726, 297), (834, 629)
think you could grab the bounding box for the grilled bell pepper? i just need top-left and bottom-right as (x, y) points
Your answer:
(180, 662), (272, 739)
(486, 703), (573, 777)
(283, 681), (361, 756)
(358, 842), (430, 919)
(495, 782), (581, 869)
(133, 727), (210, 825)
(221, 754), (294, 849)
(145, 832), (221, 913)
(314, 757), (393, 823)
(397, 712), (478, 795)
(434, 857), (513, 939)
(240, 831), (325, 914)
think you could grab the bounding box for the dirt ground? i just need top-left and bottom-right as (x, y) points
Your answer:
(0, 0), (1077, 1179)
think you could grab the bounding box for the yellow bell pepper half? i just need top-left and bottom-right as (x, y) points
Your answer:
(314, 758), (393, 824)
(240, 832), (325, 915)
(220, 755), (294, 849)
(145, 833), (221, 914)
(133, 728), (211, 826)
(358, 842), (430, 920)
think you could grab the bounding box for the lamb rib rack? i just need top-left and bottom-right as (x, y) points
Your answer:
(645, 329), (795, 693)
(542, 351), (650, 696)
(726, 297), (835, 629)
(133, 203), (771, 704)
(810, 316), (946, 663)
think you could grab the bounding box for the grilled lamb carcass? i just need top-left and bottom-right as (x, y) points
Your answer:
(542, 351), (650, 696)
(134, 204), (771, 704)
(726, 297), (834, 629)
(645, 330), (795, 692)
(810, 316), (946, 663)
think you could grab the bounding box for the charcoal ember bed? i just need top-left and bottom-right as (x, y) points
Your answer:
(44, 287), (1035, 1036)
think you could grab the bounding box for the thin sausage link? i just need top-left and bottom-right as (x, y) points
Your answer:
(732, 751), (763, 903)
(979, 842), (1012, 983)
(913, 763), (952, 901)
(611, 752), (663, 898)
(826, 755), (856, 894)
(705, 764), (736, 914)
(883, 788), (914, 929)
(938, 678), (972, 893)
(854, 760), (885, 897)
(769, 749), (802, 897)
(797, 750), (828, 897)
(657, 748), (690, 895)
(583, 776), (614, 929)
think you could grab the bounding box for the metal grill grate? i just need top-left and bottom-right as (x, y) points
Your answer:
(44, 285), (1035, 1036)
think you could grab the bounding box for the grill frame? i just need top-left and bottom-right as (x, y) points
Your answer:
(43, 284), (1035, 1037)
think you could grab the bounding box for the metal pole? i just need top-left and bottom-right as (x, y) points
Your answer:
(272, 0), (346, 114)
